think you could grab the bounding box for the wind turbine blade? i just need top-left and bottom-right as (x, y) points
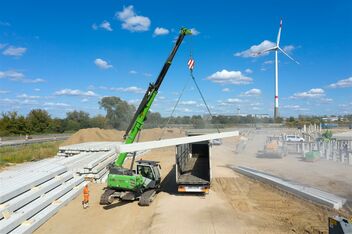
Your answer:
(253, 47), (277, 56)
(278, 47), (300, 64)
(277, 18), (282, 46)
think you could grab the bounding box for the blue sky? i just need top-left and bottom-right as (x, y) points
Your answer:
(0, 0), (351, 118)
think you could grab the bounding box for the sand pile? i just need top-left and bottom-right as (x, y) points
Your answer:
(62, 127), (185, 146)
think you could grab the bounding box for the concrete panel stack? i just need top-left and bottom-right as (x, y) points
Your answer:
(0, 141), (123, 233)
(58, 142), (120, 157)
(0, 163), (86, 234)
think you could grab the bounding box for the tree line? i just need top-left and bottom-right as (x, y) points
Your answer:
(0, 96), (351, 136)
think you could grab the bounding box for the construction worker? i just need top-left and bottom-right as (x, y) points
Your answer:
(82, 184), (89, 209)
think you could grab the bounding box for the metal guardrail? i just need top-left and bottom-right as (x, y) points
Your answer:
(0, 136), (69, 148)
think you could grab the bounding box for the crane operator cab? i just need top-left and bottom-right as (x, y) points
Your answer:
(136, 160), (161, 189)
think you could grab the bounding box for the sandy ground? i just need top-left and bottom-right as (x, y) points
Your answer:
(35, 128), (352, 234)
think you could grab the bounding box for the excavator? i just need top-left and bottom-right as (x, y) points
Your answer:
(100, 27), (192, 206)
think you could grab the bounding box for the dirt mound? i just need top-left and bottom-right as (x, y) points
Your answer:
(212, 176), (331, 233)
(62, 127), (185, 146)
(62, 128), (123, 146)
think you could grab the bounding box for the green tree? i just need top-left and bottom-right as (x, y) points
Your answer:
(27, 109), (52, 133)
(50, 118), (65, 133)
(145, 112), (162, 128)
(0, 112), (29, 136)
(65, 119), (81, 131)
(89, 115), (107, 129)
(66, 111), (90, 129)
(99, 96), (136, 130)
(191, 115), (205, 129)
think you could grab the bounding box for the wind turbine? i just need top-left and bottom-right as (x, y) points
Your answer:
(256, 19), (299, 119)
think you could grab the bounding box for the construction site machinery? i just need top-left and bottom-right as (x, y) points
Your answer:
(257, 136), (288, 158)
(329, 216), (352, 234)
(100, 27), (192, 206)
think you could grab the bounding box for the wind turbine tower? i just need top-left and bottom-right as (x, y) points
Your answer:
(257, 19), (299, 119)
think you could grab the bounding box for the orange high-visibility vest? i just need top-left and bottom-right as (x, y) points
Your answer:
(83, 186), (89, 202)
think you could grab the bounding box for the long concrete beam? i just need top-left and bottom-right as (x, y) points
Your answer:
(12, 181), (87, 234)
(119, 131), (239, 153)
(233, 166), (346, 210)
(0, 176), (83, 233)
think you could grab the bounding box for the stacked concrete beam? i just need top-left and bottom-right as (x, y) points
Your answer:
(0, 141), (122, 233)
(58, 142), (120, 156)
(233, 166), (346, 210)
(0, 176), (84, 233)
(11, 181), (87, 234)
(77, 151), (116, 180)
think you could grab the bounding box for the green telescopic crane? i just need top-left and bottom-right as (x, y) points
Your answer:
(100, 27), (191, 206)
(114, 27), (192, 167)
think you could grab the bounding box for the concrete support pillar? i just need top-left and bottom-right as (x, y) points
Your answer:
(296, 144), (301, 154)
(302, 143), (305, 157)
(349, 152), (352, 165)
(304, 124), (306, 133)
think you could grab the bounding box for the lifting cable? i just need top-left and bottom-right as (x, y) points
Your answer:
(159, 75), (191, 140)
(159, 52), (220, 140)
(188, 56), (220, 134)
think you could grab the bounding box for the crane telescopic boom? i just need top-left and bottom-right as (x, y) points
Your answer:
(114, 27), (192, 167)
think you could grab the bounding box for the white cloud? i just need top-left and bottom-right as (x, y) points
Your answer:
(283, 45), (295, 53)
(116, 5), (151, 32)
(0, 43), (7, 49)
(0, 70), (45, 83)
(44, 102), (70, 107)
(112, 86), (144, 94)
(93, 21), (113, 31)
(190, 28), (200, 35)
(207, 69), (252, 85)
(222, 88), (230, 92)
(180, 100), (197, 105)
(226, 98), (243, 103)
(143, 73), (152, 77)
(92, 23), (98, 30)
(17, 94), (40, 99)
(127, 99), (141, 105)
(23, 78), (45, 83)
(55, 89), (97, 97)
(328, 77), (352, 88)
(244, 68), (253, 74)
(0, 90), (9, 94)
(94, 58), (112, 69)
(320, 97), (333, 103)
(153, 27), (169, 36)
(3, 46), (27, 57)
(235, 40), (276, 58)
(250, 102), (261, 106)
(263, 60), (274, 64)
(81, 98), (89, 103)
(291, 88), (325, 99)
(282, 105), (308, 111)
(129, 70), (137, 74)
(0, 70), (24, 80)
(100, 20), (113, 31)
(242, 88), (262, 96)
(34, 88), (40, 92)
